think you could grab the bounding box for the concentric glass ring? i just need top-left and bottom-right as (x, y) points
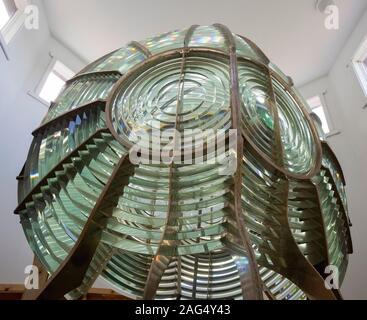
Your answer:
(237, 60), (320, 177)
(108, 50), (320, 178)
(108, 53), (232, 149)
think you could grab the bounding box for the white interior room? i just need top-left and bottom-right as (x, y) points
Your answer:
(0, 0), (367, 300)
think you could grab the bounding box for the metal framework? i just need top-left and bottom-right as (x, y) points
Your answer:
(16, 24), (352, 300)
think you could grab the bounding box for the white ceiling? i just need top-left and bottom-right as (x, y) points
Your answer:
(42, 0), (367, 86)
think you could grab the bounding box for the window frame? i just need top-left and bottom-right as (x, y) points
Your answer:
(352, 35), (367, 98)
(28, 54), (75, 106)
(0, 0), (17, 30)
(306, 93), (340, 138)
(0, 0), (31, 60)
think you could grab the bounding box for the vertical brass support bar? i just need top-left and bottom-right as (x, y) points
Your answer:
(28, 153), (133, 300)
(68, 246), (118, 300)
(143, 25), (199, 300)
(266, 69), (285, 167)
(321, 142), (353, 253)
(237, 35), (270, 65)
(313, 167), (350, 286)
(129, 41), (153, 58)
(213, 23), (263, 300)
(272, 179), (337, 300)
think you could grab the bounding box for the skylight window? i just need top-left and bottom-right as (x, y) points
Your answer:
(352, 36), (367, 97)
(38, 60), (75, 104)
(307, 95), (330, 134)
(0, 0), (17, 30)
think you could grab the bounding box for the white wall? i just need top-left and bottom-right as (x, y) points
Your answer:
(298, 9), (367, 300)
(0, 0), (86, 283)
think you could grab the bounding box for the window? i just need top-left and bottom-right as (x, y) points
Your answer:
(0, 0), (17, 30)
(352, 36), (367, 97)
(307, 95), (330, 134)
(0, 0), (31, 58)
(39, 61), (75, 104)
(37, 60), (75, 104)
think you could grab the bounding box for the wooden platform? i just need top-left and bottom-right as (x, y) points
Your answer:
(0, 284), (129, 300)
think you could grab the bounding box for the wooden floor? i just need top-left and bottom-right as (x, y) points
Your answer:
(0, 284), (130, 300)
